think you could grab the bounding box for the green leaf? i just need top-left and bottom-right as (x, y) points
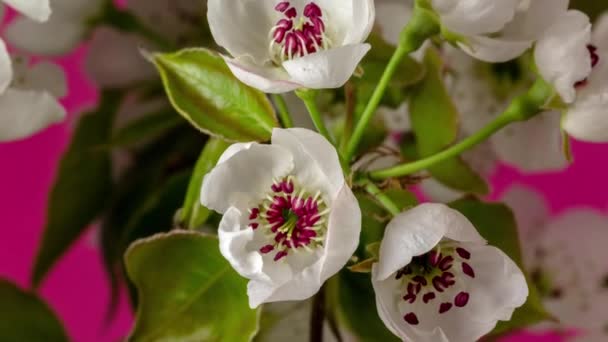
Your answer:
(0, 279), (69, 342)
(449, 198), (551, 335)
(126, 231), (260, 342)
(152, 48), (278, 142)
(32, 91), (122, 287)
(338, 272), (400, 342)
(111, 110), (185, 147)
(180, 138), (231, 229)
(365, 33), (426, 88)
(409, 48), (489, 194)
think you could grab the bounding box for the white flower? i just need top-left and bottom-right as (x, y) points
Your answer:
(432, 0), (569, 63)
(561, 13), (608, 142)
(372, 203), (528, 342)
(534, 10), (593, 104)
(375, 0), (413, 46)
(207, 0), (374, 93)
(5, 0), (104, 56)
(200, 128), (361, 308)
(0, 56), (66, 142)
(1, 0), (51, 22)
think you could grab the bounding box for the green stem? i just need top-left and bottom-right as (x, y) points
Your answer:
(272, 94), (294, 128)
(296, 89), (334, 144)
(358, 178), (401, 216)
(369, 79), (554, 180)
(343, 3), (440, 162)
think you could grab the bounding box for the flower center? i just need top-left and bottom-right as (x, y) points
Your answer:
(396, 245), (476, 325)
(248, 176), (329, 262)
(268, 2), (332, 64)
(575, 45), (600, 88)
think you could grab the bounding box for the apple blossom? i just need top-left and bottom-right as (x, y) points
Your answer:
(1, 0), (51, 22)
(372, 203), (528, 342)
(431, 0), (569, 63)
(5, 0), (104, 56)
(200, 128), (360, 308)
(207, 0), (374, 93)
(0, 56), (66, 142)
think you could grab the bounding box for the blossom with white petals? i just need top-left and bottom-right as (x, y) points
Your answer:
(431, 0), (569, 63)
(502, 185), (608, 341)
(0, 56), (66, 142)
(200, 128), (360, 308)
(5, 0), (104, 56)
(207, 0), (374, 93)
(372, 203), (528, 342)
(1, 0), (51, 22)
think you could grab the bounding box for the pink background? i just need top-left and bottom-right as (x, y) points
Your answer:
(2, 12), (608, 342)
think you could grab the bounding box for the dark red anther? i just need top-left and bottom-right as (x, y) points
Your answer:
(403, 313), (419, 325)
(274, 250), (289, 261)
(285, 7), (297, 18)
(249, 223), (259, 230)
(249, 208), (260, 220)
(260, 245), (275, 254)
(304, 3), (322, 18)
(454, 292), (470, 307)
(422, 292), (436, 303)
(275, 2), (290, 12)
(462, 262), (475, 278)
(282, 180), (294, 194)
(456, 247), (471, 260)
(413, 276), (428, 286)
(438, 255), (454, 271)
(439, 302), (453, 314)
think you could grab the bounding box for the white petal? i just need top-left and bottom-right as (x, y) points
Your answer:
(3, 0), (50, 22)
(491, 111), (568, 172)
(24, 62), (67, 98)
(459, 35), (533, 63)
(432, 0), (519, 36)
(200, 143), (294, 214)
(534, 11), (592, 104)
(419, 179), (463, 203)
(224, 56), (301, 94)
(282, 44), (371, 90)
(563, 56), (608, 142)
(375, 203), (484, 281)
(218, 207), (265, 279)
(85, 27), (156, 88)
(319, 184), (361, 281)
(341, 0), (375, 45)
(379, 102), (411, 132)
(5, 16), (85, 55)
(272, 128), (344, 199)
(375, 0), (413, 46)
(207, 0), (274, 63)
(0, 88), (66, 142)
(282, 92), (315, 129)
(500, 0), (569, 40)
(0, 39), (12, 94)
(217, 142), (254, 164)
(593, 13), (608, 45)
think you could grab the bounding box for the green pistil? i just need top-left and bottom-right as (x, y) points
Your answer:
(279, 213), (299, 238)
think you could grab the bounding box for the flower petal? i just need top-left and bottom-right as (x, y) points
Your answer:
(5, 16), (85, 55)
(218, 207), (265, 279)
(419, 179), (463, 203)
(0, 39), (12, 94)
(459, 35), (533, 63)
(534, 10), (592, 104)
(341, 0), (375, 45)
(24, 62), (67, 98)
(282, 43), (371, 90)
(563, 56), (608, 142)
(375, 203), (484, 281)
(432, 0), (519, 36)
(224, 56), (301, 94)
(207, 0), (274, 63)
(319, 184), (361, 281)
(272, 128), (344, 199)
(3, 0), (50, 22)
(0, 88), (66, 142)
(501, 0), (569, 40)
(500, 184), (549, 242)
(200, 143), (294, 214)
(375, 0), (413, 46)
(217, 142), (254, 164)
(85, 27), (156, 88)
(491, 111), (568, 172)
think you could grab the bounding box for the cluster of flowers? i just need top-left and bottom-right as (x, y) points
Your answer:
(2, 0), (607, 341)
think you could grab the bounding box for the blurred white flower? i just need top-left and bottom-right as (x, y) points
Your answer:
(5, 0), (104, 56)
(0, 56), (66, 142)
(372, 203), (528, 342)
(432, 0), (569, 63)
(200, 128), (360, 308)
(207, 0), (374, 93)
(502, 185), (608, 341)
(1, 0), (51, 22)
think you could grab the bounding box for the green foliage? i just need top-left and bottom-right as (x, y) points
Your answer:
(409, 48), (489, 194)
(111, 109), (185, 147)
(32, 91), (122, 287)
(0, 279), (68, 342)
(337, 272), (400, 342)
(449, 198), (552, 335)
(152, 48), (278, 142)
(180, 138), (231, 229)
(126, 231), (260, 342)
